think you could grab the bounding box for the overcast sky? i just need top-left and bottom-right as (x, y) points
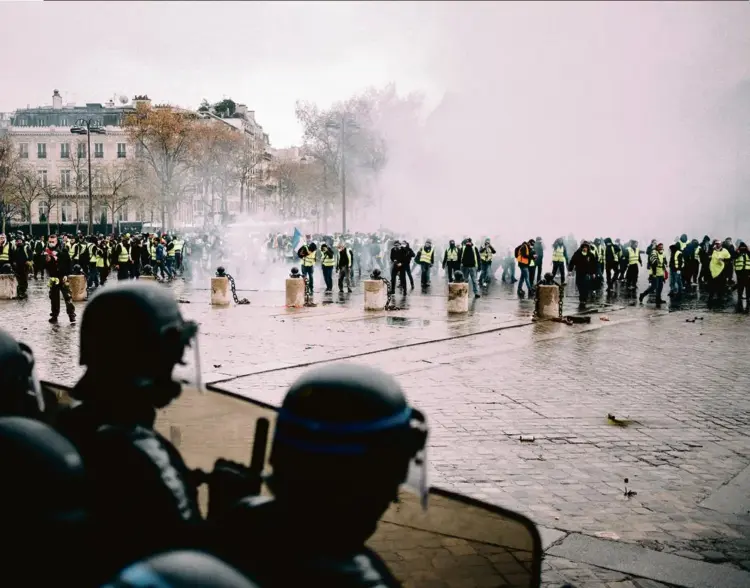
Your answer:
(0, 1), (444, 147)
(2, 1), (749, 236)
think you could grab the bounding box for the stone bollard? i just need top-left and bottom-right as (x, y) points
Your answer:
(210, 276), (231, 306)
(285, 278), (305, 308)
(67, 275), (87, 302)
(0, 274), (17, 299)
(140, 275), (156, 282)
(364, 280), (386, 310)
(536, 284), (560, 319)
(447, 282), (469, 313)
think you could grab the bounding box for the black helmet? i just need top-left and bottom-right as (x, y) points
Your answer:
(270, 364), (428, 507)
(0, 328), (45, 417)
(0, 417), (89, 583)
(77, 283), (198, 405)
(106, 551), (261, 588)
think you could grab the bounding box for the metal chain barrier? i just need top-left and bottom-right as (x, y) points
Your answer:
(225, 273), (250, 305)
(303, 276), (316, 307)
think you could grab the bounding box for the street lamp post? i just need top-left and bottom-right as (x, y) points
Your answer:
(326, 114), (358, 234)
(71, 119), (106, 235)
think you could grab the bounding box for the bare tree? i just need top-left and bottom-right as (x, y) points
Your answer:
(233, 134), (270, 214)
(94, 162), (135, 229)
(11, 166), (46, 234)
(0, 137), (21, 233)
(60, 138), (90, 231)
(40, 180), (61, 235)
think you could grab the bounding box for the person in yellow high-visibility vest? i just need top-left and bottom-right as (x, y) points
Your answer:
(320, 243), (335, 292)
(734, 241), (749, 312)
(297, 236), (317, 294)
(416, 239), (436, 288)
(707, 239), (731, 305)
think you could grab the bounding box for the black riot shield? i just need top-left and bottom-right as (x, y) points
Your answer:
(42, 381), (543, 588)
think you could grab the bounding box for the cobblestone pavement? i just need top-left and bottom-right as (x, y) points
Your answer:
(3, 272), (749, 587)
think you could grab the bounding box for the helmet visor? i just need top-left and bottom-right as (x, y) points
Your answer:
(19, 343), (45, 413)
(170, 321), (203, 394)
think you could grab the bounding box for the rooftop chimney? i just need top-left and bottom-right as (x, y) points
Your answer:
(52, 89), (62, 110)
(235, 104), (247, 117)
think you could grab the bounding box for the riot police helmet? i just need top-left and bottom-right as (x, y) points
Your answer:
(0, 417), (90, 583)
(0, 328), (46, 417)
(269, 364), (429, 541)
(105, 551), (261, 588)
(77, 282), (199, 405)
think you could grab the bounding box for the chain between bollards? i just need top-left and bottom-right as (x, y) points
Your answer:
(216, 267), (250, 305)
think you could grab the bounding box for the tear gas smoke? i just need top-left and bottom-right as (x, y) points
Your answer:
(364, 3), (750, 246)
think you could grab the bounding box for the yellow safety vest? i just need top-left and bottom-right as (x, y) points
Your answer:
(679, 241), (686, 250)
(597, 244), (605, 263)
(419, 249), (434, 264)
(89, 243), (99, 264)
(96, 251), (105, 268)
(118, 244), (130, 263)
(694, 248), (701, 261)
(322, 252), (335, 267)
(673, 250), (683, 270)
(302, 247), (316, 267)
(173, 239), (183, 252)
(552, 246), (565, 263)
(149, 243), (157, 260)
(445, 248), (458, 263)
(479, 248), (493, 262)
(649, 252), (665, 278)
(167, 244), (176, 258)
(709, 248), (730, 279)
(734, 253), (750, 272)
(71, 243), (80, 260)
(627, 247), (639, 265)
(0, 243), (9, 262)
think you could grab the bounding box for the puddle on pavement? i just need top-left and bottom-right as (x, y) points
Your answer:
(364, 316), (432, 328)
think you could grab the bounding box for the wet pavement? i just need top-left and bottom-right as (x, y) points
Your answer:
(5, 270), (750, 587)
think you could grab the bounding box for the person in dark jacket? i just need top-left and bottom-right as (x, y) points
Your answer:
(10, 235), (31, 299)
(460, 238), (481, 298)
(568, 241), (597, 309)
(389, 241), (408, 296)
(44, 234), (76, 323)
(33, 235), (46, 279)
(401, 241), (416, 290)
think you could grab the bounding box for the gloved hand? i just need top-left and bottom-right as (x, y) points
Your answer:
(207, 458), (261, 520)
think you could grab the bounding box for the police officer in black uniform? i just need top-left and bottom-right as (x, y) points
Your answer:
(104, 551), (263, 588)
(0, 327), (53, 420)
(213, 363), (429, 588)
(0, 416), (92, 586)
(55, 282), (206, 582)
(44, 233), (76, 323)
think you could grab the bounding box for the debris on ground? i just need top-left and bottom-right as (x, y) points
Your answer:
(519, 435), (535, 443)
(624, 478), (637, 498)
(600, 316), (610, 321)
(607, 414), (633, 427)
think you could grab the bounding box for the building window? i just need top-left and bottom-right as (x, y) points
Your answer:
(60, 170), (71, 189)
(60, 118), (68, 127)
(37, 143), (47, 159)
(94, 143), (104, 158)
(134, 207), (143, 221)
(135, 143), (144, 157)
(19, 144), (28, 159)
(38, 170), (47, 187)
(38, 118), (46, 126)
(77, 143), (86, 159)
(117, 143), (126, 158)
(193, 200), (204, 214)
(19, 119), (27, 127)
(93, 174), (102, 189)
(61, 201), (72, 222)
(38, 201), (49, 221)
(60, 143), (70, 159)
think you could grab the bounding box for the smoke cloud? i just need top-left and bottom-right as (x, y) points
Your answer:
(369, 2), (750, 245)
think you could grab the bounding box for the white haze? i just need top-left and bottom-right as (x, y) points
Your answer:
(363, 2), (750, 246)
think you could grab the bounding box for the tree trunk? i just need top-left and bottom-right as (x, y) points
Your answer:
(27, 205), (32, 234)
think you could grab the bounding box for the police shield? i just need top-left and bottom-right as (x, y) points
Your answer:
(155, 385), (542, 587)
